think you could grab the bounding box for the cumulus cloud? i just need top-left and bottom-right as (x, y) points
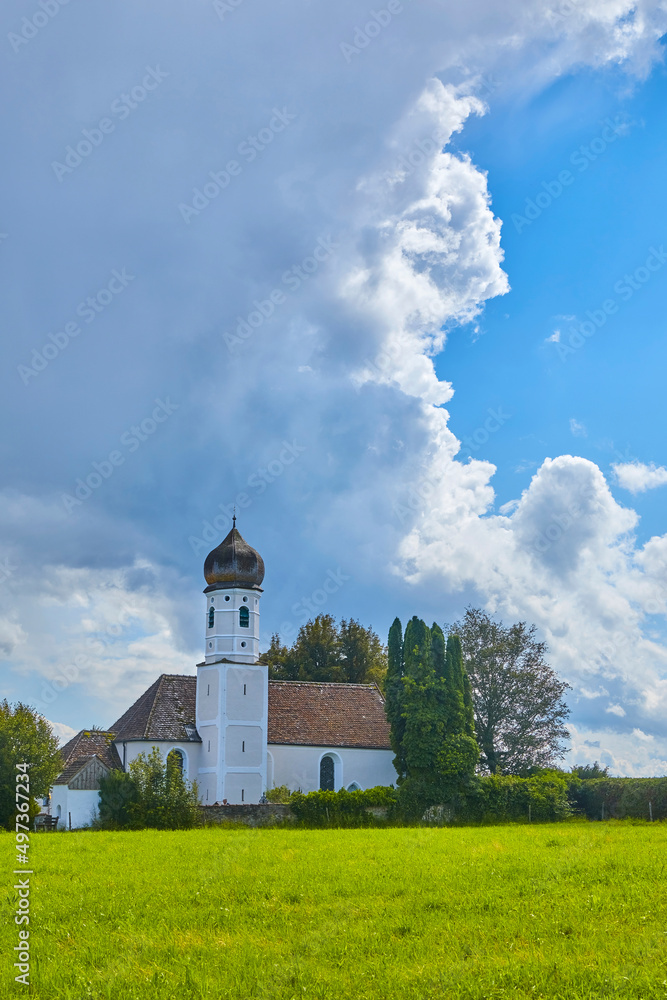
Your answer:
(2, 0), (667, 766)
(613, 461), (667, 493)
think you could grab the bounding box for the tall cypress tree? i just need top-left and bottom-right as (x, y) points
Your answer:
(385, 617), (406, 779)
(438, 633), (479, 781)
(402, 617), (442, 777)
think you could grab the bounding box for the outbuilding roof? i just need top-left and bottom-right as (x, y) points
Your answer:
(109, 674), (201, 742)
(55, 730), (122, 784)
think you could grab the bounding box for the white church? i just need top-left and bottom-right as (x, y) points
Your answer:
(50, 522), (396, 828)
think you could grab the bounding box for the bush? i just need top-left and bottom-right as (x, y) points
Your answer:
(289, 786), (398, 827)
(97, 749), (200, 830)
(417, 771), (572, 825)
(265, 785), (293, 804)
(569, 776), (667, 820)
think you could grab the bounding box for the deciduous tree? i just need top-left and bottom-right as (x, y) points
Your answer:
(449, 607), (571, 775)
(0, 701), (61, 829)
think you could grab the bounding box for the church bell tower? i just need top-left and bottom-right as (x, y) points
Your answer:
(195, 518), (268, 805)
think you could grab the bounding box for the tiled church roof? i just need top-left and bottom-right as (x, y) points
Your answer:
(55, 729), (122, 783)
(109, 674), (201, 742)
(267, 681), (391, 749)
(103, 673), (392, 750)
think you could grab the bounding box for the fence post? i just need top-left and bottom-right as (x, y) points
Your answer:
(649, 801), (653, 822)
(528, 803), (532, 823)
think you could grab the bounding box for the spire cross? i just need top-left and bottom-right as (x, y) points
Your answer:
(232, 506), (236, 528)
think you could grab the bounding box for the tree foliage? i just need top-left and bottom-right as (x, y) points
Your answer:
(449, 607), (571, 775)
(260, 614), (386, 686)
(0, 701), (62, 829)
(386, 617), (478, 814)
(98, 748), (200, 829)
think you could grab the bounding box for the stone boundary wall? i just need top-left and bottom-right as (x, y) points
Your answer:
(199, 803), (295, 827)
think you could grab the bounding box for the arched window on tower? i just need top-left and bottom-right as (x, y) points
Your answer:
(320, 755), (335, 791)
(208, 606), (215, 629)
(239, 606), (249, 628)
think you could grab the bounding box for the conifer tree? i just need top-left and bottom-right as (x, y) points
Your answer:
(401, 618), (443, 778)
(385, 617), (405, 779)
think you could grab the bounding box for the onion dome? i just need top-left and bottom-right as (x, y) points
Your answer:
(203, 518), (265, 591)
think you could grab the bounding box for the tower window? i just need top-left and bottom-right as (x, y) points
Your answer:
(243, 596), (248, 603)
(243, 684), (246, 695)
(242, 741), (245, 752)
(225, 595), (230, 602)
(241, 789), (244, 802)
(168, 749), (184, 774)
(239, 607), (249, 628)
(241, 641), (246, 648)
(208, 606), (215, 629)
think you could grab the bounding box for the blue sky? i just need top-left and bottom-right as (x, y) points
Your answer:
(2, 0), (667, 775)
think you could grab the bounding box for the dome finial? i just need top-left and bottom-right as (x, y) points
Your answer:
(232, 507), (236, 528)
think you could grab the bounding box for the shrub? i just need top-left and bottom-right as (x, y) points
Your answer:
(289, 786), (398, 827)
(97, 749), (200, 830)
(265, 785), (293, 804)
(569, 776), (667, 820)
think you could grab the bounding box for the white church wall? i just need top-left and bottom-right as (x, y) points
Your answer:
(51, 786), (101, 829)
(224, 771), (262, 803)
(268, 745), (397, 793)
(119, 740), (201, 785)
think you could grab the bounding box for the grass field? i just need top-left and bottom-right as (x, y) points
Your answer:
(4, 821), (667, 999)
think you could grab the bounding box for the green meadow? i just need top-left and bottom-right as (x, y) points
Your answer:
(4, 822), (667, 999)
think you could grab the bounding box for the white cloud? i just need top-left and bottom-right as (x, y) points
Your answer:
(546, 330), (561, 343)
(613, 461), (667, 494)
(569, 418), (587, 437)
(47, 720), (78, 746)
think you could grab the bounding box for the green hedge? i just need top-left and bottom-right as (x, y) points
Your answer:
(284, 775), (666, 828)
(289, 786), (398, 827)
(568, 777), (667, 820)
(422, 772), (572, 825)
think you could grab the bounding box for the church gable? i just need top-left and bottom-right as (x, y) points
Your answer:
(66, 756), (112, 791)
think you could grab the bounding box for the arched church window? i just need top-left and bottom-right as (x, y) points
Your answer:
(208, 606), (215, 629)
(168, 749), (184, 774)
(239, 607), (249, 628)
(320, 755), (335, 791)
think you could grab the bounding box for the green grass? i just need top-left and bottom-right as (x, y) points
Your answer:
(3, 822), (667, 999)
